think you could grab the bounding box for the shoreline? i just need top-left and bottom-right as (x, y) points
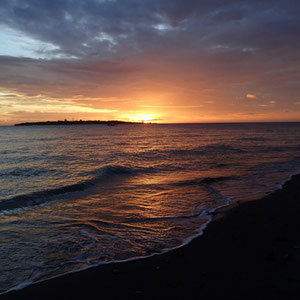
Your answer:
(2, 173), (300, 299)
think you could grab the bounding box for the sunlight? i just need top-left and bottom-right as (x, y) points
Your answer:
(128, 113), (156, 123)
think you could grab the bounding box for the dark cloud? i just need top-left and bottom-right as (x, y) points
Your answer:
(0, 0), (299, 119)
(0, 0), (298, 59)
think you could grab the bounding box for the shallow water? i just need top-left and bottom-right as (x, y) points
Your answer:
(0, 123), (300, 293)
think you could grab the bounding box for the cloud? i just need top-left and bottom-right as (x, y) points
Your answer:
(0, 0), (299, 122)
(0, 0), (299, 60)
(246, 94), (257, 99)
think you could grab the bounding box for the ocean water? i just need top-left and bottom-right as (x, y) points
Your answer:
(0, 122), (300, 293)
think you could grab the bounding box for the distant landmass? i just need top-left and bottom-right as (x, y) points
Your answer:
(14, 120), (145, 126)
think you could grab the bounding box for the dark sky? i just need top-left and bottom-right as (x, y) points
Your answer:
(0, 0), (300, 123)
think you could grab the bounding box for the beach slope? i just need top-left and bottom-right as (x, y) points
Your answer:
(2, 174), (300, 300)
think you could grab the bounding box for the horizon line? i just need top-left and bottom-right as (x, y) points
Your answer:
(1, 120), (300, 127)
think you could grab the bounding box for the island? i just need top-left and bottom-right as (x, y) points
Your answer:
(14, 120), (145, 126)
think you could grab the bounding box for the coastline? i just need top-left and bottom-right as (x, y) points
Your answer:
(13, 120), (144, 126)
(2, 174), (300, 299)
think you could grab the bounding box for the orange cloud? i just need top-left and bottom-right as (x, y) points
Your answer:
(246, 94), (257, 99)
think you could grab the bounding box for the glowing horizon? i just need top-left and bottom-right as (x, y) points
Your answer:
(0, 1), (299, 124)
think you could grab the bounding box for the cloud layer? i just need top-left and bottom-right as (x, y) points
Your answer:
(0, 0), (299, 123)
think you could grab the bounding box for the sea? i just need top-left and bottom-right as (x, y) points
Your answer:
(0, 122), (300, 293)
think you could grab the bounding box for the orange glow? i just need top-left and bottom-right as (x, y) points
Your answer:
(128, 113), (156, 123)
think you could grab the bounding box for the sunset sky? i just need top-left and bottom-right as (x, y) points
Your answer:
(0, 0), (300, 124)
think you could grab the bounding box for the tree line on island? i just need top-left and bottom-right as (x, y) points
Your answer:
(14, 120), (148, 126)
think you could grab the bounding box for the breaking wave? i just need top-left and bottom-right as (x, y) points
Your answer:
(0, 165), (139, 213)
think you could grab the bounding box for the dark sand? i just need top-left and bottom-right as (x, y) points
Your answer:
(2, 174), (300, 300)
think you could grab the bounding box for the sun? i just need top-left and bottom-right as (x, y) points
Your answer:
(128, 113), (156, 123)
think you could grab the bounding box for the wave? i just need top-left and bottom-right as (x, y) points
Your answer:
(249, 145), (300, 154)
(93, 165), (136, 176)
(216, 163), (240, 168)
(252, 156), (300, 173)
(130, 143), (300, 159)
(266, 145), (300, 152)
(126, 213), (203, 224)
(172, 176), (234, 187)
(0, 165), (138, 213)
(199, 144), (245, 154)
(0, 150), (19, 155)
(129, 144), (245, 159)
(239, 137), (267, 142)
(0, 167), (56, 178)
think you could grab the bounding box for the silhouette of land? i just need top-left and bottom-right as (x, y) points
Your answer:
(14, 120), (144, 126)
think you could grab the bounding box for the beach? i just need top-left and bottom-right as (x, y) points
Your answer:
(1, 0), (300, 297)
(2, 173), (300, 299)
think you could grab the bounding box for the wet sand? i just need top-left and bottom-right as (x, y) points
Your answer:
(2, 174), (300, 300)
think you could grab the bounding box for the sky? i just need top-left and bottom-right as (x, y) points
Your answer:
(0, 0), (300, 124)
